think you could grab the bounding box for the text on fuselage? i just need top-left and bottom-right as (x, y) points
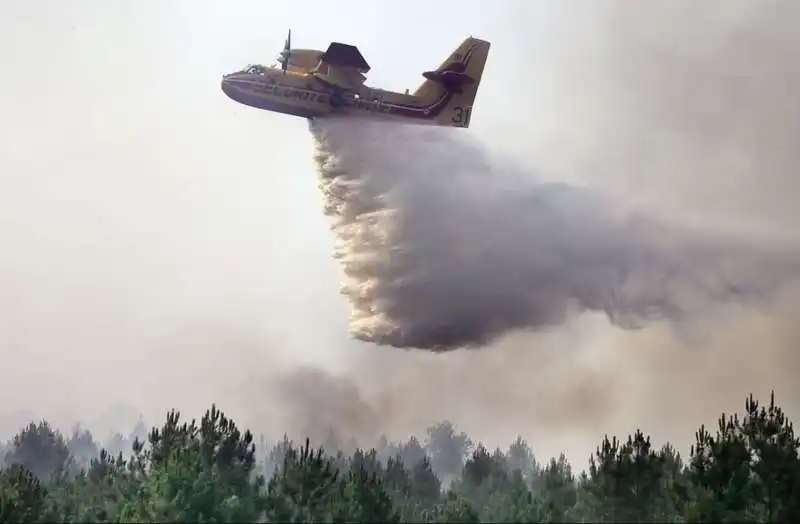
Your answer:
(255, 82), (393, 112)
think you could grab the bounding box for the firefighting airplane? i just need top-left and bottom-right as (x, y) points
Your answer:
(221, 30), (490, 128)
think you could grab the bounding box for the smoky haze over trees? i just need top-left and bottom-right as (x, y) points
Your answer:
(3, 1), (800, 522)
(1, 391), (799, 522)
(3, 0), (800, 468)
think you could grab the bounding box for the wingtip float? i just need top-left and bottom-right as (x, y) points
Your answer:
(221, 31), (490, 128)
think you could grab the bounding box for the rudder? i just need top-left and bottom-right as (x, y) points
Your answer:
(413, 37), (491, 128)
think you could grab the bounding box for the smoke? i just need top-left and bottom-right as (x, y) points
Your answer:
(310, 118), (799, 351)
(274, 0), (800, 460)
(516, 0), (800, 236)
(257, 2), (800, 462)
(3, 0), (800, 470)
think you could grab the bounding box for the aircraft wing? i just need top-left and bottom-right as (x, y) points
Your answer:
(321, 42), (371, 73)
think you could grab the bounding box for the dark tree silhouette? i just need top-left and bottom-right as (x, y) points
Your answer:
(0, 390), (796, 522)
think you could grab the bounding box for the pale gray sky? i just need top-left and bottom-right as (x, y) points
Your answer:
(2, 0), (799, 465)
(0, 0), (551, 429)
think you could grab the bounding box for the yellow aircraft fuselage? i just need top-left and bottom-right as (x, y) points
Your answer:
(221, 68), (403, 121)
(221, 37), (490, 128)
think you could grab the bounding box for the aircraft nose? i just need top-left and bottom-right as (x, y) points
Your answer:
(221, 76), (234, 97)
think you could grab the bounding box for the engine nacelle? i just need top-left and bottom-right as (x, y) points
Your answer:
(285, 49), (324, 71)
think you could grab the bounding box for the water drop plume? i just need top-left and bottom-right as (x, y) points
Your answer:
(310, 118), (799, 351)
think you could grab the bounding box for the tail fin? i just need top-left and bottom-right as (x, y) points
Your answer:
(413, 37), (491, 128)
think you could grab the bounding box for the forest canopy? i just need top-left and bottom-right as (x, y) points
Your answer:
(1, 391), (798, 522)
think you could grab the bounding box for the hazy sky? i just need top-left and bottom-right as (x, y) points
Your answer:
(2, 0), (799, 465)
(0, 0), (550, 425)
(0, 0), (554, 405)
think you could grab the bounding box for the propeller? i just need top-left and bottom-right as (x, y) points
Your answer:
(278, 29), (291, 73)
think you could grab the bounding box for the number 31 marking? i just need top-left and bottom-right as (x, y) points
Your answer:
(452, 106), (472, 126)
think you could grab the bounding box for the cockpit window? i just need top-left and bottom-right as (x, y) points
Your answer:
(243, 65), (266, 75)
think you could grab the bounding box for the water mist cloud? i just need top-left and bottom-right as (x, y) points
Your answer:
(310, 119), (800, 351)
